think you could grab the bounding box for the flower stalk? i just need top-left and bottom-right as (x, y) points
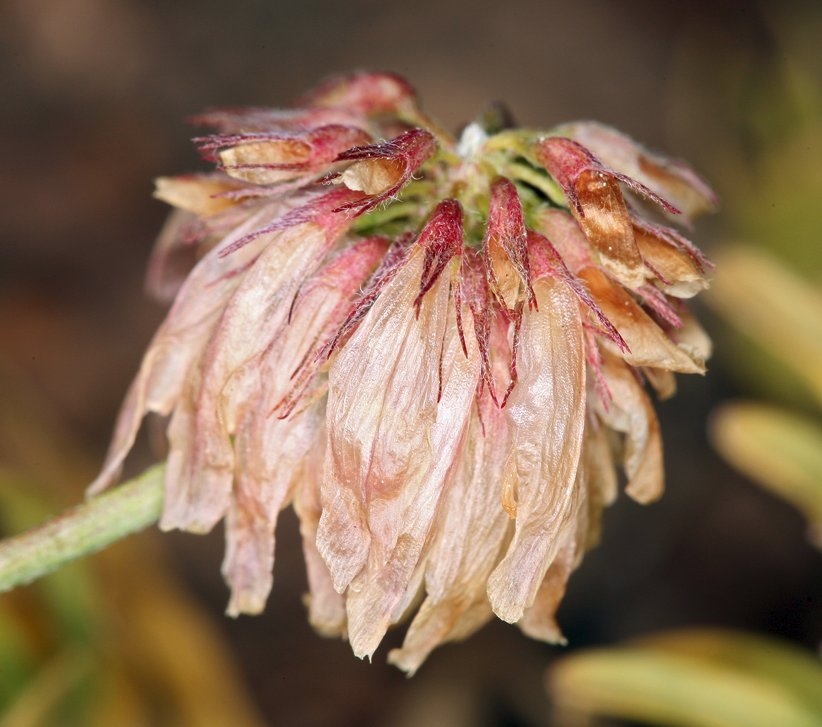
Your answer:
(0, 464), (164, 593)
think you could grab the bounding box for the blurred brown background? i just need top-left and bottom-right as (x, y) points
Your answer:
(1, 1), (821, 725)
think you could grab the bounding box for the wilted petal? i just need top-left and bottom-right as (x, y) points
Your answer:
(162, 223), (332, 533)
(342, 294), (481, 658)
(387, 391), (511, 673)
(487, 275), (586, 623)
(295, 424), (347, 637)
(558, 121), (719, 220)
(579, 266), (705, 374)
(300, 71), (420, 117)
(88, 206), (285, 495)
(219, 236), (385, 614)
(318, 214), (481, 657)
(317, 204), (464, 593)
(337, 129), (436, 203)
(595, 353), (664, 503)
(584, 416), (619, 512)
(534, 208), (593, 275)
(153, 174), (243, 216)
(537, 137), (655, 290)
(222, 402), (323, 616)
(517, 539), (576, 644)
(145, 209), (206, 302)
(210, 125), (371, 185)
(483, 176), (534, 310)
(634, 220), (710, 298)
(191, 102), (373, 135)
(673, 311), (713, 364)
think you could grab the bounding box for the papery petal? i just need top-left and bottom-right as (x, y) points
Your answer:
(634, 220), (709, 298)
(208, 125), (372, 185)
(190, 105), (369, 135)
(558, 121), (719, 219)
(672, 310), (713, 364)
(483, 177), (534, 310)
(584, 416), (619, 512)
(294, 420), (347, 637)
(337, 129), (436, 204)
(387, 390), (511, 674)
(528, 229), (627, 354)
(537, 137), (656, 290)
(271, 237), (391, 418)
(222, 402), (323, 616)
(642, 367), (677, 400)
(219, 238), (384, 614)
(217, 187), (366, 258)
(153, 174), (243, 216)
(595, 353), (664, 503)
(144, 209), (205, 303)
(579, 266), (706, 374)
(161, 222), (332, 533)
(534, 208), (593, 275)
(487, 276), (586, 623)
(343, 294), (481, 659)
(300, 71), (419, 117)
(88, 206), (285, 495)
(318, 243), (481, 658)
(517, 539), (576, 644)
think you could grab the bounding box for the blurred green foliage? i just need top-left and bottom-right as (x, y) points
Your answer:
(0, 364), (266, 727)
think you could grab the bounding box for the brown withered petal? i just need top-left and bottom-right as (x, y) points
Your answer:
(93, 71), (715, 672)
(594, 352), (665, 504)
(579, 266), (706, 374)
(557, 121), (719, 220)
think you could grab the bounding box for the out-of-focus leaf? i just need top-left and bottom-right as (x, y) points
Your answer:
(0, 649), (90, 727)
(632, 630), (822, 716)
(710, 402), (822, 547)
(547, 630), (822, 727)
(0, 469), (101, 640)
(0, 364), (267, 727)
(96, 543), (270, 727)
(706, 248), (822, 406)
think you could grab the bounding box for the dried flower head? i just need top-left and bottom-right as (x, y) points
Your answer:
(91, 72), (716, 673)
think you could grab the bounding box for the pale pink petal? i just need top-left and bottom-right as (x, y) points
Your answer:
(517, 540), (576, 644)
(294, 423), (347, 637)
(318, 246), (481, 658)
(161, 222), (331, 533)
(583, 416), (619, 515)
(219, 238), (384, 614)
(153, 174), (242, 216)
(343, 297), (481, 658)
(387, 391), (511, 673)
(634, 221), (709, 298)
(534, 208), (593, 275)
(388, 597), (493, 676)
(516, 448), (595, 642)
(487, 276), (586, 624)
(595, 353), (664, 504)
(88, 206), (283, 496)
(642, 367), (677, 400)
(222, 402), (323, 616)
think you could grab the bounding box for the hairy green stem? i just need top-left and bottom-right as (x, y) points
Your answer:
(0, 464), (165, 593)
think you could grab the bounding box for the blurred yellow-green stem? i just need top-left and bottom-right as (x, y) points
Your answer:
(0, 465), (164, 593)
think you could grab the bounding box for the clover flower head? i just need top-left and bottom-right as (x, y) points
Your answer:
(91, 72), (716, 673)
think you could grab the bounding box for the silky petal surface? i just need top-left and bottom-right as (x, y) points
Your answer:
(487, 276), (586, 623)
